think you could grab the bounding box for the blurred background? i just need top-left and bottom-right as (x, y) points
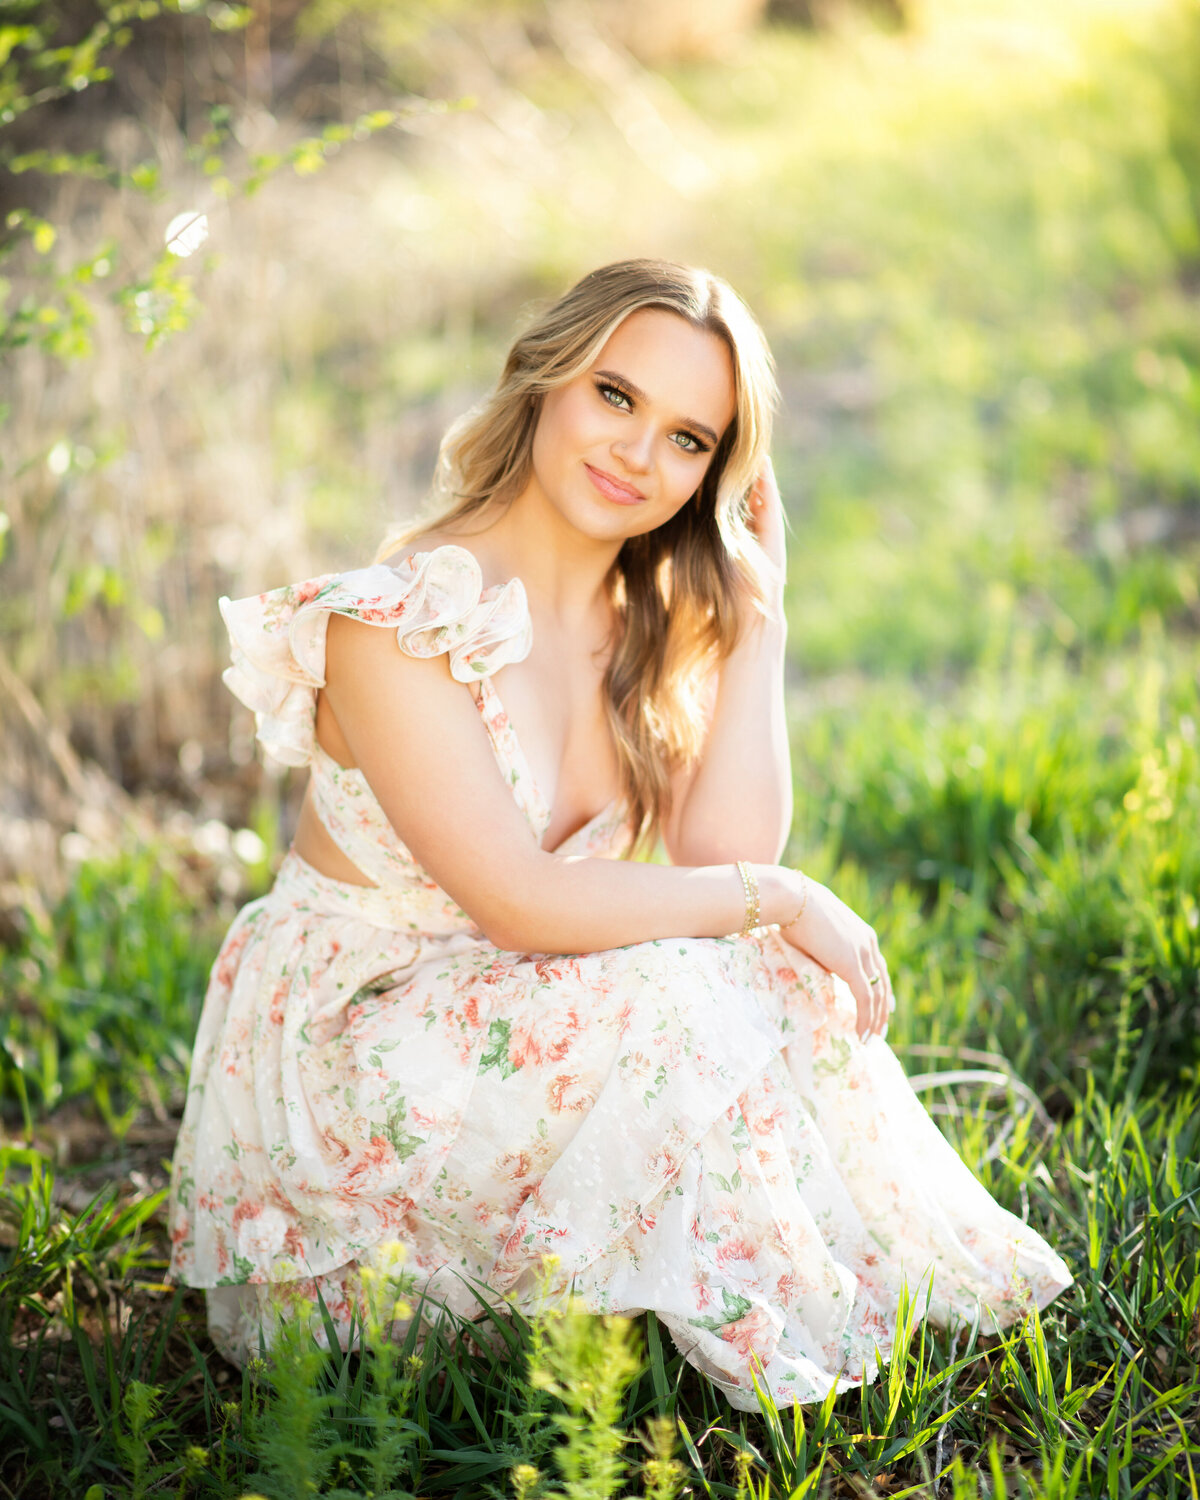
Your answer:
(1, 0), (1198, 1116)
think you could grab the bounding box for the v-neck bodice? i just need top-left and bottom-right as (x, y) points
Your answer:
(307, 681), (629, 901)
(472, 675), (623, 856)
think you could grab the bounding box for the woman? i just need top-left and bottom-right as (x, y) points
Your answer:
(167, 259), (1071, 1409)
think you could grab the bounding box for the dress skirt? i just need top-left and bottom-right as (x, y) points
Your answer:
(169, 850), (1073, 1411)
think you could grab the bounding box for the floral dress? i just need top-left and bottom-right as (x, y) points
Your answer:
(167, 543), (1072, 1410)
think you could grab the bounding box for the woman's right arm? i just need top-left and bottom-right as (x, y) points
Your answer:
(323, 615), (893, 1039)
(321, 614), (805, 953)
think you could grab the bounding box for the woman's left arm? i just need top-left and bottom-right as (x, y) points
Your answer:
(662, 458), (793, 867)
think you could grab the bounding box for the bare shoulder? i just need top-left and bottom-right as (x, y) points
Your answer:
(324, 607), (453, 683)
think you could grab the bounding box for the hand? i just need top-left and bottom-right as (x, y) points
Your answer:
(778, 879), (895, 1041)
(746, 455), (787, 577)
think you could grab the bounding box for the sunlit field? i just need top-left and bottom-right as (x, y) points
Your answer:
(1, 0), (1198, 1494)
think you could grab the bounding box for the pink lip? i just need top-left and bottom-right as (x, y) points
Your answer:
(585, 462), (645, 505)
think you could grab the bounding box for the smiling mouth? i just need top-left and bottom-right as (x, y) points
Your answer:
(585, 463), (646, 504)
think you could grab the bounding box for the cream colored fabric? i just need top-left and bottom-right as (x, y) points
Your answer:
(168, 546), (1072, 1409)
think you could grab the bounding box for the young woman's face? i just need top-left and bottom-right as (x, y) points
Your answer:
(528, 307), (737, 544)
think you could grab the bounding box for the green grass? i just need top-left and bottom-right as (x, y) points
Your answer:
(673, 0), (1200, 683)
(1, 622), (1196, 1497)
(0, 1083), (1196, 1499)
(2, 0), (1200, 1493)
(0, 847), (230, 1138)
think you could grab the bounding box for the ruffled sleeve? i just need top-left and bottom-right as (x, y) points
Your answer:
(219, 544), (532, 767)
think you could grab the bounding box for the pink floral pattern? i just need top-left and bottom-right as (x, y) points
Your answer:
(168, 545), (1072, 1409)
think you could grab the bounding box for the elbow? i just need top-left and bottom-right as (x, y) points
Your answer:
(476, 903), (582, 958)
(480, 918), (531, 954)
(484, 911), (576, 955)
(474, 906), (530, 954)
(480, 921), (567, 956)
(463, 852), (591, 955)
(665, 791), (792, 870)
(750, 825), (794, 865)
(470, 876), (552, 955)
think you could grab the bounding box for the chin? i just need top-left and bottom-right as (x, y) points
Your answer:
(578, 512), (642, 545)
(590, 503), (668, 544)
(552, 485), (641, 542)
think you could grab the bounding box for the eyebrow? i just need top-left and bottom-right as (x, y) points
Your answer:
(593, 368), (721, 447)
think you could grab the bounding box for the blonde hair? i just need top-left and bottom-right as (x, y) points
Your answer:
(379, 258), (780, 854)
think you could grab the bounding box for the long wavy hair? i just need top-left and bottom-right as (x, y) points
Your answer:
(378, 258), (781, 854)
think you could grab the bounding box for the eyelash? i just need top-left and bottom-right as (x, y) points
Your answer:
(595, 380), (710, 455)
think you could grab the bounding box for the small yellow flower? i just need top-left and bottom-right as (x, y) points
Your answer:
(375, 1239), (408, 1272)
(511, 1462), (541, 1500)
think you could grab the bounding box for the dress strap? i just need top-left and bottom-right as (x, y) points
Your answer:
(472, 677), (551, 842)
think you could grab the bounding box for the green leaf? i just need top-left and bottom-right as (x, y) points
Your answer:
(384, 1104), (424, 1162)
(687, 1288), (753, 1334)
(478, 1017), (518, 1079)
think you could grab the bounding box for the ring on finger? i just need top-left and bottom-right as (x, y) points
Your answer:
(867, 973), (881, 986)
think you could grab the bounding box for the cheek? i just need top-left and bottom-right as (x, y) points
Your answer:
(532, 388), (591, 470)
(664, 448), (712, 505)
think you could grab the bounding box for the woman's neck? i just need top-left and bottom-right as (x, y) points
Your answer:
(464, 485), (621, 632)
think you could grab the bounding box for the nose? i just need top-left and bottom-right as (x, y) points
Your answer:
(614, 424), (654, 474)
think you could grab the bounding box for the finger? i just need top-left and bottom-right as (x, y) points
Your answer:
(850, 964), (874, 1043)
(870, 938), (894, 1028)
(864, 936), (888, 1032)
(876, 946), (895, 1022)
(862, 941), (888, 1036)
(867, 939), (888, 1035)
(746, 484), (767, 535)
(857, 945), (878, 1037)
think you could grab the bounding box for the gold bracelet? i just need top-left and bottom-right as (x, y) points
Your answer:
(782, 870), (810, 928)
(735, 860), (760, 937)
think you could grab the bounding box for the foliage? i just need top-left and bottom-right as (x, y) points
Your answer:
(1, 0), (1199, 1496)
(0, 1071), (1196, 1494)
(0, 844), (228, 1133)
(670, 0), (1200, 680)
(0, 1), (401, 363)
(525, 1300), (644, 1500)
(0, 0), (465, 845)
(791, 636), (1200, 1094)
